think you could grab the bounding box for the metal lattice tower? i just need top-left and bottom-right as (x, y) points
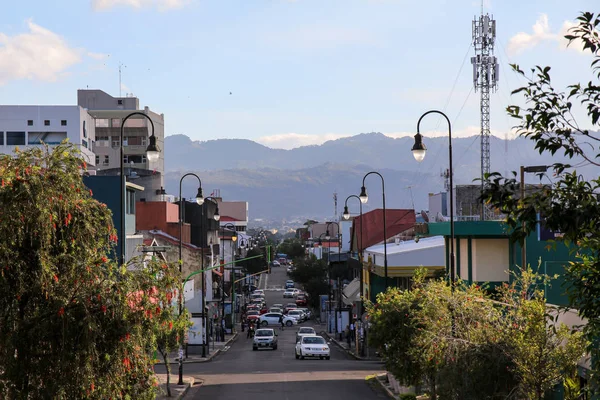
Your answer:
(471, 13), (498, 220)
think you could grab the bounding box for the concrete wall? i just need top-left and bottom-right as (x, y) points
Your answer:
(0, 105), (96, 165)
(473, 239), (509, 282)
(218, 201), (248, 222)
(78, 89), (139, 110)
(459, 238), (469, 279)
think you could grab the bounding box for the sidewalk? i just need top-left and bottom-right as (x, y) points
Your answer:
(321, 330), (380, 361)
(156, 332), (238, 365)
(155, 376), (195, 400)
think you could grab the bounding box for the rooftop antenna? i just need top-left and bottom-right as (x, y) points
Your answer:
(407, 186), (415, 211)
(471, 3), (498, 220)
(119, 62), (126, 97)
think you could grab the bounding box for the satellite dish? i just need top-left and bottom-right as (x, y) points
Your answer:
(421, 210), (430, 222)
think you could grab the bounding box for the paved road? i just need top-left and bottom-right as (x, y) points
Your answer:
(157, 265), (384, 399)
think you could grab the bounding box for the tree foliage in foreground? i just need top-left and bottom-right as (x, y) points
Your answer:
(0, 143), (187, 399)
(367, 267), (586, 400)
(480, 11), (600, 387)
(288, 255), (328, 310)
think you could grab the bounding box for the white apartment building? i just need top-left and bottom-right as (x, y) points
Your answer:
(0, 105), (96, 165)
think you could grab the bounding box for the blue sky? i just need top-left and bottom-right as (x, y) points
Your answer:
(0, 0), (595, 149)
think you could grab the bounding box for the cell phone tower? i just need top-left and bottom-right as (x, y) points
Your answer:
(471, 11), (499, 220)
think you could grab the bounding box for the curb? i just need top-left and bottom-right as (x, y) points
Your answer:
(321, 331), (366, 361)
(156, 377), (195, 400)
(368, 373), (396, 400)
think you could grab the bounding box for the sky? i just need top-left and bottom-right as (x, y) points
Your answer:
(0, 0), (596, 149)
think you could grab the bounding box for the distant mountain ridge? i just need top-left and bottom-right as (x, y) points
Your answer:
(164, 132), (597, 220)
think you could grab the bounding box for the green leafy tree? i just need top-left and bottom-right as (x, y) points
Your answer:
(289, 255), (328, 309)
(276, 239), (305, 260)
(367, 267), (584, 399)
(239, 247), (266, 275)
(481, 11), (600, 386)
(0, 144), (186, 399)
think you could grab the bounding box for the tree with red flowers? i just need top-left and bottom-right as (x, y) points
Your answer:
(0, 143), (188, 399)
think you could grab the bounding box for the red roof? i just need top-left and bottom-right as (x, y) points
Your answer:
(143, 239), (153, 246)
(220, 216), (241, 222)
(351, 209), (415, 251)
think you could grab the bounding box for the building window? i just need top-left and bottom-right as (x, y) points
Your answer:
(0, 132), (3, 145)
(27, 120), (33, 126)
(95, 155), (100, 165)
(44, 120), (50, 126)
(236, 226), (246, 232)
(111, 118), (121, 128)
(123, 155), (128, 164)
(111, 137), (120, 147)
(6, 132), (25, 146)
(95, 119), (109, 128)
(82, 139), (88, 149)
(118, 100), (123, 105)
(61, 120), (67, 126)
(103, 155), (109, 166)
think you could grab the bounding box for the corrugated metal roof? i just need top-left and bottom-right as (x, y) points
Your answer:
(351, 208), (415, 251)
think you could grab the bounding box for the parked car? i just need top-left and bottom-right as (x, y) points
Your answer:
(252, 289), (265, 296)
(296, 307), (312, 320)
(253, 328), (278, 350)
(296, 327), (316, 343)
(285, 280), (295, 289)
(269, 307), (283, 314)
(272, 303), (284, 309)
(259, 313), (296, 327)
(270, 261), (281, 268)
(287, 309), (306, 322)
(295, 294), (307, 306)
(283, 290), (295, 298)
(284, 303), (298, 314)
(295, 335), (330, 360)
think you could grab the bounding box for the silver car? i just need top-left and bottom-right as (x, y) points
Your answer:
(253, 328), (278, 350)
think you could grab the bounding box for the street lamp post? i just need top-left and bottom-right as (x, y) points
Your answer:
(325, 221), (341, 336)
(119, 111), (160, 266)
(200, 197), (220, 358)
(412, 110), (455, 288)
(178, 173), (204, 385)
(220, 223), (237, 332)
(359, 172), (388, 290)
(519, 165), (548, 270)
(342, 195), (363, 312)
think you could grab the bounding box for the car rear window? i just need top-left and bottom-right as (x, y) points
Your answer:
(256, 330), (273, 337)
(303, 336), (326, 344)
(299, 328), (314, 333)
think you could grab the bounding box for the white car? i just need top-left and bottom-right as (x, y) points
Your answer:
(296, 327), (316, 342)
(252, 290), (265, 296)
(283, 290), (295, 298)
(295, 335), (330, 360)
(259, 312), (297, 327)
(287, 309), (306, 322)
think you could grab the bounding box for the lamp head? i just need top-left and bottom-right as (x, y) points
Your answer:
(146, 135), (160, 162)
(213, 205), (221, 221)
(232, 234), (238, 242)
(342, 206), (350, 220)
(411, 132), (427, 162)
(325, 229), (330, 240)
(359, 186), (368, 204)
(195, 187), (204, 205)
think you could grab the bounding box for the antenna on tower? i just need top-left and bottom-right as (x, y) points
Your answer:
(471, 11), (499, 220)
(118, 62), (126, 97)
(333, 191), (338, 221)
(407, 186), (416, 211)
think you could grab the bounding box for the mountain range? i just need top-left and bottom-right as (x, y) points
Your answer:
(163, 133), (596, 220)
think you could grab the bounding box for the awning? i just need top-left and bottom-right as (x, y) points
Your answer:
(342, 278), (360, 306)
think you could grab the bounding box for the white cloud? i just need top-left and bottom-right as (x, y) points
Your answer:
(87, 51), (110, 60)
(507, 14), (591, 56)
(92, 0), (190, 11)
(0, 20), (82, 85)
